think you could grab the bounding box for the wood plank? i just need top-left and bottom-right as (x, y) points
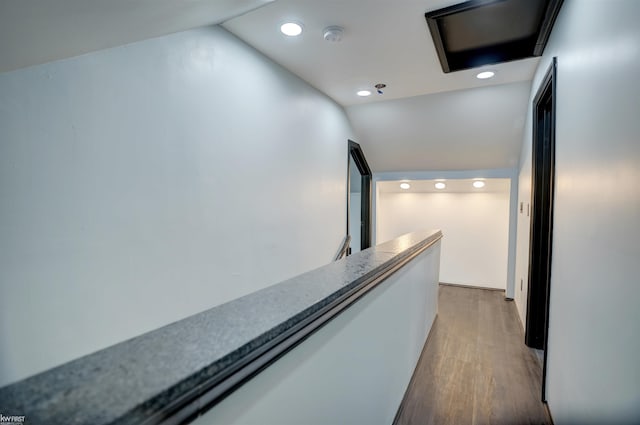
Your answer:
(394, 285), (551, 425)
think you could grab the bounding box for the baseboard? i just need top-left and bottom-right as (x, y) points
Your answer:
(544, 401), (555, 425)
(439, 282), (505, 292)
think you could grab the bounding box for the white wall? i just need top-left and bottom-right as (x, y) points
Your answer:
(194, 242), (441, 425)
(378, 189), (510, 290)
(0, 26), (353, 387)
(514, 192), (531, 327)
(515, 1), (640, 422)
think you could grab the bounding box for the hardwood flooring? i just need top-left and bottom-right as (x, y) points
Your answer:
(394, 284), (551, 425)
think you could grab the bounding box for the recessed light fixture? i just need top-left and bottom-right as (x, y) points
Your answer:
(400, 182), (411, 190)
(280, 22), (303, 37)
(435, 182), (446, 190)
(357, 90), (371, 97)
(473, 180), (486, 188)
(476, 71), (495, 79)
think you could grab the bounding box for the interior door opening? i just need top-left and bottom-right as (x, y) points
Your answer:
(347, 140), (372, 254)
(525, 57), (557, 402)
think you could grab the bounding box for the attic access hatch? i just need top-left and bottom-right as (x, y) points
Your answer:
(425, 0), (563, 73)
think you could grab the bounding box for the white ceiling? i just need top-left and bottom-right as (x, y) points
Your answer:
(223, 0), (539, 106)
(0, 0), (274, 73)
(1, 0), (543, 173)
(224, 0), (540, 172)
(346, 81), (531, 171)
(379, 178), (511, 193)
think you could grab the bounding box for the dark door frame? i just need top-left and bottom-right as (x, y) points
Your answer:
(347, 140), (372, 252)
(525, 57), (557, 401)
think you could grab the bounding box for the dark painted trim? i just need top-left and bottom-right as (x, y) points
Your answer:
(346, 145), (352, 238)
(425, 0), (563, 73)
(361, 173), (372, 249)
(525, 57), (557, 402)
(348, 140), (372, 176)
(534, 0), (564, 56)
(540, 57), (557, 404)
(348, 140), (372, 250)
(424, 0), (491, 73)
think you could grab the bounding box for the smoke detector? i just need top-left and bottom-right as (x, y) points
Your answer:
(323, 26), (344, 42)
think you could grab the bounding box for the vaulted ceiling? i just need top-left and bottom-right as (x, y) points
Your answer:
(224, 0), (539, 106)
(0, 0), (275, 74)
(1, 0), (543, 172)
(224, 0), (540, 172)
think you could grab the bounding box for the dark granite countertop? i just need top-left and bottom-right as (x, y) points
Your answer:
(0, 229), (442, 425)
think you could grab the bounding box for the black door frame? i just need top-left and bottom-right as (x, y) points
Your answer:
(347, 140), (372, 252)
(525, 57), (557, 401)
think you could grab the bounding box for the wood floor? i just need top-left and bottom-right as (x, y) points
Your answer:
(394, 284), (551, 425)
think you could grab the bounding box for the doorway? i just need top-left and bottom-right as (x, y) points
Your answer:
(525, 57), (557, 401)
(347, 140), (372, 254)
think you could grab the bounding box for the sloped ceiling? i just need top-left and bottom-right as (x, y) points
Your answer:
(1, 0), (541, 172)
(346, 81), (531, 171)
(0, 0), (274, 73)
(224, 0), (539, 106)
(224, 0), (540, 171)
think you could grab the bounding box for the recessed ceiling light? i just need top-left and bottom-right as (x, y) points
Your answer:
(280, 22), (303, 36)
(435, 182), (446, 190)
(473, 180), (486, 188)
(400, 182), (411, 190)
(357, 90), (371, 97)
(476, 71), (495, 79)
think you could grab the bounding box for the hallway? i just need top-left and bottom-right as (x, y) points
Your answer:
(395, 285), (551, 425)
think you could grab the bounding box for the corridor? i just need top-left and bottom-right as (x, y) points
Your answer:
(395, 285), (551, 425)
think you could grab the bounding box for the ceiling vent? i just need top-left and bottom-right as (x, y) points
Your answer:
(425, 0), (563, 73)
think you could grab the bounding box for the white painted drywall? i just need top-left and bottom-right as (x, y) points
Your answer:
(345, 82), (531, 171)
(514, 192), (531, 328)
(377, 189), (509, 290)
(373, 169), (519, 299)
(0, 0), (276, 73)
(193, 242), (441, 425)
(0, 26), (353, 387)
(515, 1), (640, 422)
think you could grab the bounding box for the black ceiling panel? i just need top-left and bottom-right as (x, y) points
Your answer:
(425, 0), (563, 73)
